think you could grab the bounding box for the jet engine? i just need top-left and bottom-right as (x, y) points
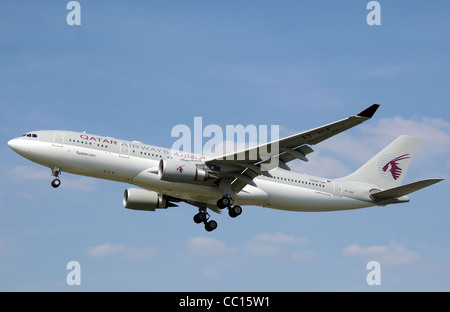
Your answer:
(123, 188), (169, 211)
(158, 159), (210, 182)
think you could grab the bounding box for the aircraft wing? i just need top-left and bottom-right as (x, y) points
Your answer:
(205, 104), (380, 192)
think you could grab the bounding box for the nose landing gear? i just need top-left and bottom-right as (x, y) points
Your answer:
(51, 167), (61, 188)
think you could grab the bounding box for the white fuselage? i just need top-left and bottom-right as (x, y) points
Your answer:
(8, 130), (378, 212)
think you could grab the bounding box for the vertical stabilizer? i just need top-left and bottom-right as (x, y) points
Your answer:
(337, 135), (421, 189)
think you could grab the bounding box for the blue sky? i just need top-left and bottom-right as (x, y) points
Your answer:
(1, 1), (449, 291)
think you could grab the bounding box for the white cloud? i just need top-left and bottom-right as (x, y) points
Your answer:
(343, 243), (388, 256)
(87, 243), (157, 260)
(244, 233), (308, 259)
(87, 243), (126, 257)
(186, 236), (235, 257)
(342, 242), (419, 265)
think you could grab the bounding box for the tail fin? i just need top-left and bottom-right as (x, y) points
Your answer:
(337, 135), (421, 189)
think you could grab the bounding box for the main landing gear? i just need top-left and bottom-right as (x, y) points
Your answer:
(193, 204), (218, 232)
(217, 195), (242, 218)
(192, 195), (242, 232)
(51, 167), (61, 188)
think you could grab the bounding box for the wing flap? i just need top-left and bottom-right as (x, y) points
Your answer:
(231, 167), (259, 193)
(278, 145), (314, 164)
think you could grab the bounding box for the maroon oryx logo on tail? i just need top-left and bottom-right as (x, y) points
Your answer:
(382, 154), (410, 180)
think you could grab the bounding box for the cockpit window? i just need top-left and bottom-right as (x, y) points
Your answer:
(22, 133), (38, 138)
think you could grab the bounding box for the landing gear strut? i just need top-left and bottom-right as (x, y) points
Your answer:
(217, 195), (242, 218)
(193, 205), (218, 232)
(51, 167), (61, 188)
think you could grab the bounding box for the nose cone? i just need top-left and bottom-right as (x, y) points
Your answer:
(8, 138), (19, 151)
(8, 138), (27, 155)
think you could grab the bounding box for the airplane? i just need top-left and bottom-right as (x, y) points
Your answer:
(7, 104), (443, 232)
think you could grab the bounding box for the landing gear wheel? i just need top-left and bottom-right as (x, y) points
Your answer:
(216, 199), (225, 209)
(205, 220), (218, 232)
(50, 167), (61, 188)
(51, 179), (61, 188)
(228, 205), (242, 218)
(193, 212), (207, 224)
(217, 195), (232, 209)
(193, 205), (218, 231)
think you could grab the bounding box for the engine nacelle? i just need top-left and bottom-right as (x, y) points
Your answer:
(158, 159), (209, 182)
(123, 188), (167, 211)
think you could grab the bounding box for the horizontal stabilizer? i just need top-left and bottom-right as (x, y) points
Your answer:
(370, 179), (443, 201)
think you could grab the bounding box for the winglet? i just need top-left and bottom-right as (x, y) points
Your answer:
(357, 104), (380, 118)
